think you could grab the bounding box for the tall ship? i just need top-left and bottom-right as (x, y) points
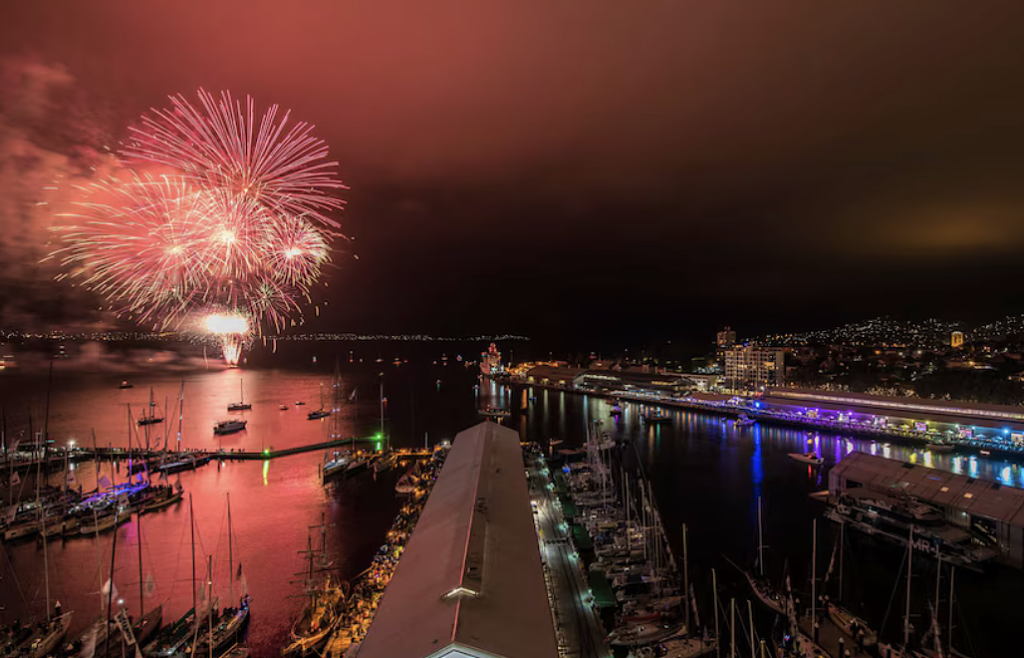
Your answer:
(282, 518), (345, 655)
(480, 342), (503, 376)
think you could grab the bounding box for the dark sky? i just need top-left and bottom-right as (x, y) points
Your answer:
(3, 1), (1024, 349)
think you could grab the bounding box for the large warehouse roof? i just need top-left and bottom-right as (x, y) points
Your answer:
(358, 421), (558, 658)
(830, 452), (1024, 527)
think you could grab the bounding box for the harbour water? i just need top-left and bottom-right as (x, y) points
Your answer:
(2, 350), (1022, 657)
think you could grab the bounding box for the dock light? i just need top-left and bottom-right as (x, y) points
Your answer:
(262, 448), (270, 456)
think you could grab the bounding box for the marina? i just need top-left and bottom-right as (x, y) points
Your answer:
(2, 366), (1022, 657)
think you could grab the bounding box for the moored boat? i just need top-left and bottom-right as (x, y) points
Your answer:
(214, 420), (247, 436)
(788, 452), (824, 466)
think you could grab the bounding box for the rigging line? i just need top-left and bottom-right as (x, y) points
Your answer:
(878, 541), (909, 644)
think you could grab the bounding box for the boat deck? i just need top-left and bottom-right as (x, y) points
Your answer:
(798, 613), (873, 658)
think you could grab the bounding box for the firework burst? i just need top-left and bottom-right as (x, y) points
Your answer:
(123, 89), (346, 232)
(52, 90), (344, 364)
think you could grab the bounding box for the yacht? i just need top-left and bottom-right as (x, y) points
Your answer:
(227, 378), (251, 411)
(735, 413), (756, 427)
(214, 419), (247, 436)
(788, 452), (823, 466)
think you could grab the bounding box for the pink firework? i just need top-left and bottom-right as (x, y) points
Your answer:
(123, 89), (346, 232)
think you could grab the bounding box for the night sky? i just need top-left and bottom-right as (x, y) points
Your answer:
(3, 1), (1024, 349)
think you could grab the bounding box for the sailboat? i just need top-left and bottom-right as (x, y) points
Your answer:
(228, 379), (251, 411)
(194, 494), (250, 658)
(138, 388), (164, 426)
(282, 516), (345, 655)
(143, 496), (200, 658)
(12, 428), (75, 658)
(738, 497), (785, 615)
(824, 521), (878, 648)
(307, 384), (330, 420)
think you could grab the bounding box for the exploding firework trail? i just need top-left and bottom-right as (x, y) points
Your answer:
(54, 90), (343, 362)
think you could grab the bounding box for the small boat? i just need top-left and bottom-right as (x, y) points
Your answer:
(21, 611), (73, 658)
(307, 409), (330, 420)
(928, 442), (955, 453)
(138, 387), (165, 426)
(279, 404), (289, 411)
(142, 485), (184, 513)
(608, 623), (684, 648)
(214, 419), (247, 436)
(627, 635), (717, 658)
(788, 452), (824, 466)
(610, 405), (623, 416)
(119, 381), (134, 389)
(979, 449), (991, 455)
(321, 452), (349, 481)
(827, 602), (877, 647)
(227, 378), (252, 411)
(479, 408), (511, 419)
(735, 413), (756, 427)
(295, 401), (306, 406)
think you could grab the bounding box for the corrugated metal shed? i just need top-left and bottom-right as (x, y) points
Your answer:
(358, 421), (558, 658)
(830, 452), (1024, 525)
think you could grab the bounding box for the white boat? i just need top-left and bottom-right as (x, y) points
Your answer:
(735, 414), (756, 427)
(214, 419), (247, 435)
(80, 508), (130, 535)
(788, 452), (824, 466)
(322, 452), (349, 481)
(227, 378), (252, 411)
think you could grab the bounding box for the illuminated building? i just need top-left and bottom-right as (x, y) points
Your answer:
(951, 331), (965, 348)
(716, 326), (737, 347)
(723, 345), (785, 392)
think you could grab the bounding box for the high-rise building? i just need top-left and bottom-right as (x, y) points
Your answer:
(716, 326), (737, 347)
(951, 331), (965, 348)
(723, 345), (786, 392)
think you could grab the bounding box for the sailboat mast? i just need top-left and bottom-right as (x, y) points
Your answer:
(138, 509), (145, 620)
(37, 425), (51, 624)
(948, 565), (955, 653)
(177, 381), (185, 452)
(839, 520), (845, 601)
(747, 600), (754, 658)
(379, 381), (385, 451)
(729, 598), (735, 658)
(683, 523), (690, 633)
(757, 496), (764, 578)
(190, 493), (196, 613)
(105, 513), (120, 658)
(207, 556), (214, 658)
(228, 493), (234, 606)
(712, 568), (720, 658)
(92, 429), (99, 493)
(934, 550), (942, 654)
(811, 519), (817, 628)
(904, 526), (914, 648)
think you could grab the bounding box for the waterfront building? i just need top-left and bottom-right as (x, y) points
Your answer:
(716, 326), (737, 347)
(829, 452), (1024, 568)
(951, 330), (965, 348)
(358, 421), (558, 658)
(723, 345), (786, 392)
(763, 387), (1024, 444)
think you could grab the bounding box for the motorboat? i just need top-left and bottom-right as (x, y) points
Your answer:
(214, 419), (247, 436)
(788, 452), (824, 466)
(735, 414), (756, 427)
(295, 401), (306, 406)
(479, 408), (511, 419)
(280, 404), (289, 411)
(307, 409), (330, 420)
(119, 381), (134, 389)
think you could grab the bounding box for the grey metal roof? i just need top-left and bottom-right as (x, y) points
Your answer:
(830, 452), (1024, 526)
(358, 421), (558, 658)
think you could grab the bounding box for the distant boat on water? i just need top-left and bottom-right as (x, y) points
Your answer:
(227, 378), (251, 411)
